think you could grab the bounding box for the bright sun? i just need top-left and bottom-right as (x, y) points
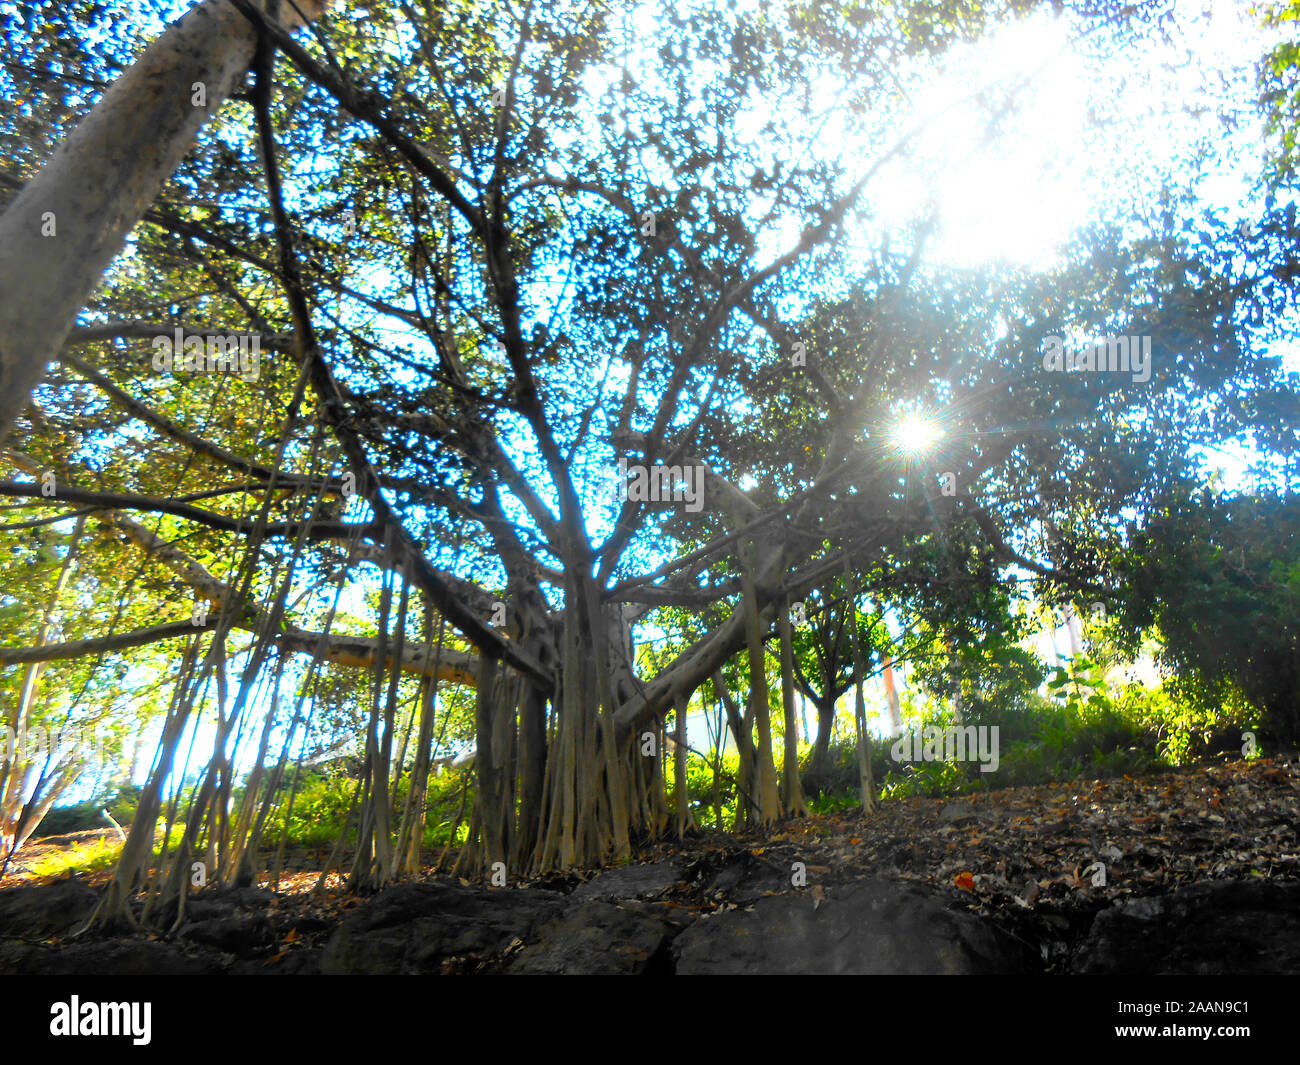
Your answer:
(893, 415), (943, 454)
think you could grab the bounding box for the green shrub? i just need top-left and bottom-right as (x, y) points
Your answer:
(257, 764), (475, 851)
(812, 655), (1251, 807)
(34, 784), (141, 837)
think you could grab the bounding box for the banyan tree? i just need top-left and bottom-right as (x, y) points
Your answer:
(0, 0), (1279, 927)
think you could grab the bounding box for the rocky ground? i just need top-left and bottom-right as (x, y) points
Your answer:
(1, 755), (1297, 974)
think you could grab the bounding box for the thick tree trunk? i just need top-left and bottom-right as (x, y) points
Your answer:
(806, 696), (836, 790)
(0, 0), (329, 435)
(527, 569), (643, 872)
(514, 679), (548, 864)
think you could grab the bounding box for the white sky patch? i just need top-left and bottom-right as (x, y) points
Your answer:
(864, 14), (1087, 267)
(849, 0), (1280, 268)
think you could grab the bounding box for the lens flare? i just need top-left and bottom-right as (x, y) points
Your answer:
(893, 415), (943, 454)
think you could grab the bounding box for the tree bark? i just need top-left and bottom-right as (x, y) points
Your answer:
(0, 516), (87, 867)
(806, 696), (837, 790)
(740, 546), (782, 825)
(848, 590), (875, 815)
(672, 692), (692, 837)
(712, 669), (755, 831)
(777, 597), (808, 816)
(0, 0), (330, 434)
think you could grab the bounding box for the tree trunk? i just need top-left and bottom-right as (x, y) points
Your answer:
(528, 568), (642, 873)
(945, 637), (965, 725)
(349, 551), (403, 891)
(806, 696), (836, 790)
(91, 637), (209, 929)
(0, 516), (86, 866)
(672, 692), (692, 837)
(712, 669), (755, 831)
(395, 611), (445, 876)
(473, 654), (509, 874)
(848, 586), (875, 815)
(710, 695), (724, 830)
(741, 548), (782, 826)
(0, 0), (330, 435)
(514, 679), (547, 865)
(777, 597), (808, 816)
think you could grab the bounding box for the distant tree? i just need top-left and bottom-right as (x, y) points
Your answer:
(1117, 491), (1300, 748)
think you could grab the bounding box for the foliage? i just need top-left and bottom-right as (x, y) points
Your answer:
(258, 764), (475, 851)
(35, 784), (142, 836)
(1114, 491), (1300, 747)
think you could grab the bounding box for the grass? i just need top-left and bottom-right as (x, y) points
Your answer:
(14, 834), (126, 880)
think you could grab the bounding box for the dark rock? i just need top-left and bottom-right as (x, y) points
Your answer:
(673, 879), (1041, 974)
(274, 948), (321, 975)
(572, 860), (681, 901)
(184, 886), (275, 922)
(181, 914), (275, 956)
(1070, 878), (1300, 974)
(320, 880), (567, 974)
(0, 876), (98, 939)
(12, 938), (221, 975)
(36, 869), (1300, 976)
(0, 938), (34, 974)
(227, 886), (276, 909)
(282, 915), (331, 937)
(698, 852), (790, 904)
(232, 948), (322, 975)
(506, 901), (675, 974)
